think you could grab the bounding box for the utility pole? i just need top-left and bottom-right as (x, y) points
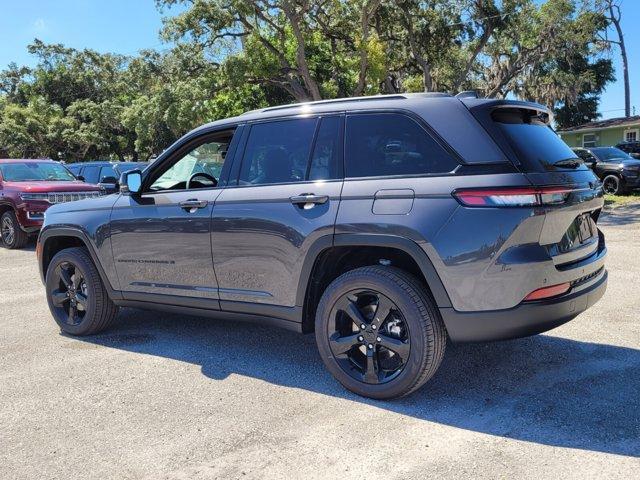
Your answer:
(605, 1), (631, 117)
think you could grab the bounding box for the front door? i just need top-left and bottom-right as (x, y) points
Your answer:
(211, 115), (344, 309)
(110, 130), (236, 301)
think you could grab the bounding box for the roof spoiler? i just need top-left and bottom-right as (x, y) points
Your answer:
(455, 91), (479, 99)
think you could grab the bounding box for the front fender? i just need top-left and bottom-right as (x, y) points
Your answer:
(38, 226), (122, 300)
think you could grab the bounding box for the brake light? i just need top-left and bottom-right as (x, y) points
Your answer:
(523, 282), (571, 301)
(453, 186), (573, 207)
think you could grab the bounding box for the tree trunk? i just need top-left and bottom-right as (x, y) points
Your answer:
(354, 0), (382, 96)
(608, 3), (630, 117)
(282, 1), (322, 101)
(399, 2), (433, 92)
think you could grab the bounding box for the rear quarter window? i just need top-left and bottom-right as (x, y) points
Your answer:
(345, 113), (458, 178)
(492, 108), (588, 172)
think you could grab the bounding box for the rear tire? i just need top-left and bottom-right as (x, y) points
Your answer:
(1, 211), (29, 249)
(315, 266), (446, 399)
(45, 247), (119, 336)
(603, 174), (626, 195)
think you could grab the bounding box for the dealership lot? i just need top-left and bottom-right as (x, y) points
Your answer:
(1, 207), (639, 480)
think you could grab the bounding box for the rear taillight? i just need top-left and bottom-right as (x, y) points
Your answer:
(523, 282), (571, 302)
(453, 186), (573, 207)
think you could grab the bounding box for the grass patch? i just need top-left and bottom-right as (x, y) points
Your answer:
(604, 192), (640, 207)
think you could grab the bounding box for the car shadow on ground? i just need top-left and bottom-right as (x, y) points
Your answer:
(600, 205), (640, 226)
(74, 309), (640, 458)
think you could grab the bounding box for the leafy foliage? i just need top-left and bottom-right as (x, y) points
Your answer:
(0, 0), (616, 160)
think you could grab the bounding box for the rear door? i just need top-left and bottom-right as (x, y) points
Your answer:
(211, 115), (344, 311)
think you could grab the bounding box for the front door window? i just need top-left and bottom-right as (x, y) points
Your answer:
(150, 139), (230, 192)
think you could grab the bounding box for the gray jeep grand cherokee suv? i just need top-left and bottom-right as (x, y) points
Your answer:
(37, 93), (607, 399)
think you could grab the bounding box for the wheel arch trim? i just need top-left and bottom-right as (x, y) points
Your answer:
(38, 227), (122, 300)
(296, 233), (452, 309)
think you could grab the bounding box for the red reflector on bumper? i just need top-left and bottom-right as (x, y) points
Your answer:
(523, 282), (571, 301)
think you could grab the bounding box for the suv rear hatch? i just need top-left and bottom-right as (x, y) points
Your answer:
(464, 99), (604, 271)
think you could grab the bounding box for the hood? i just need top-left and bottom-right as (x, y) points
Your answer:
(45, 192), (119, 217)
(4, 180), (102, 192)
(618, 158), (640, 167)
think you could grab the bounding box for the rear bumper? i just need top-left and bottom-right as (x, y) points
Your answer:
(440, 269), (607, 342)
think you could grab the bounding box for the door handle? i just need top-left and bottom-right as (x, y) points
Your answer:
(179, 199), (208, 212)
(289, 194), (329, 207)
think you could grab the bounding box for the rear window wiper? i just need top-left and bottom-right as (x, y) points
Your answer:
(554, 158), (584, 168)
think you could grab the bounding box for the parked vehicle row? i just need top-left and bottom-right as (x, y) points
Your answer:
(615, 140), (640, 159)
(67, 161), (149, 194)
(572, 146), (640, 195)
(35, 93), (608, 399)
(0, 159), (147, 248)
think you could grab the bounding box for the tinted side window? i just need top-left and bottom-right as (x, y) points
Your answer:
(82, 166), (100, 184)
(492, 108), (589, 172)
(309, 116), (343, 181)
(575, 150), (595, 162)
(345, 113), (457, 178)
(67, 165), (81, 176)
(100, 166), (117, 181)
(240, 118), (317, 185)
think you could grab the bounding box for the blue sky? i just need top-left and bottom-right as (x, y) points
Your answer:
(0, 0), (637, 119)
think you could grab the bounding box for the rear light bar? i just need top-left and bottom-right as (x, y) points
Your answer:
(453, 186), (574, 207)
(523, 282), (571, 302)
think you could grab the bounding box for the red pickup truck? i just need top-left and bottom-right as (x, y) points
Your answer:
(0, 159), (103, 249)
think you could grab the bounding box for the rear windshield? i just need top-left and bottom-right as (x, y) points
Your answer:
(492, 108), (588, 172)
(0, 162), (76, 182)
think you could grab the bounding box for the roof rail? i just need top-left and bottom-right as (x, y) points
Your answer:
(258, 94), (406, 114)
(243, 92), (452, 116)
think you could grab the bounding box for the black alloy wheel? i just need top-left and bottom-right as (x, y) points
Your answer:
(316, 266), (446, 399)
(50, 261), (89, 326)
(46, 247), (118, 335)
(603, 175), (624, 195)
(328, 289), (410, 385)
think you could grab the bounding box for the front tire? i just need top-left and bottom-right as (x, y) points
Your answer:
(315, 266), (446, 399)
(45, 247), (119, 335)
(1, 211), (29, 249)
(603, 174), (626, 195)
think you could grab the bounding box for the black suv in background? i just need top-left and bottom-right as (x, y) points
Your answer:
(67, 161), (149, 194)
(37, 94), (607, 399)
(573, 146), (640, 195)
(616, 141), (640, 159)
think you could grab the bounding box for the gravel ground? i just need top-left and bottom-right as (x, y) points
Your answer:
(1, 207), (639, 480)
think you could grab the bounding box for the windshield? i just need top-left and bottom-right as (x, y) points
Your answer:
(492, 108), (587, 172)
(0, 162), (77, 182)
(591, 147), (632, 162)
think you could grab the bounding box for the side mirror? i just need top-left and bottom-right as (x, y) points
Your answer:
(630, 153), (640, 159)
(77, 175), (86, 182)
(120, 170), (142, 195)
